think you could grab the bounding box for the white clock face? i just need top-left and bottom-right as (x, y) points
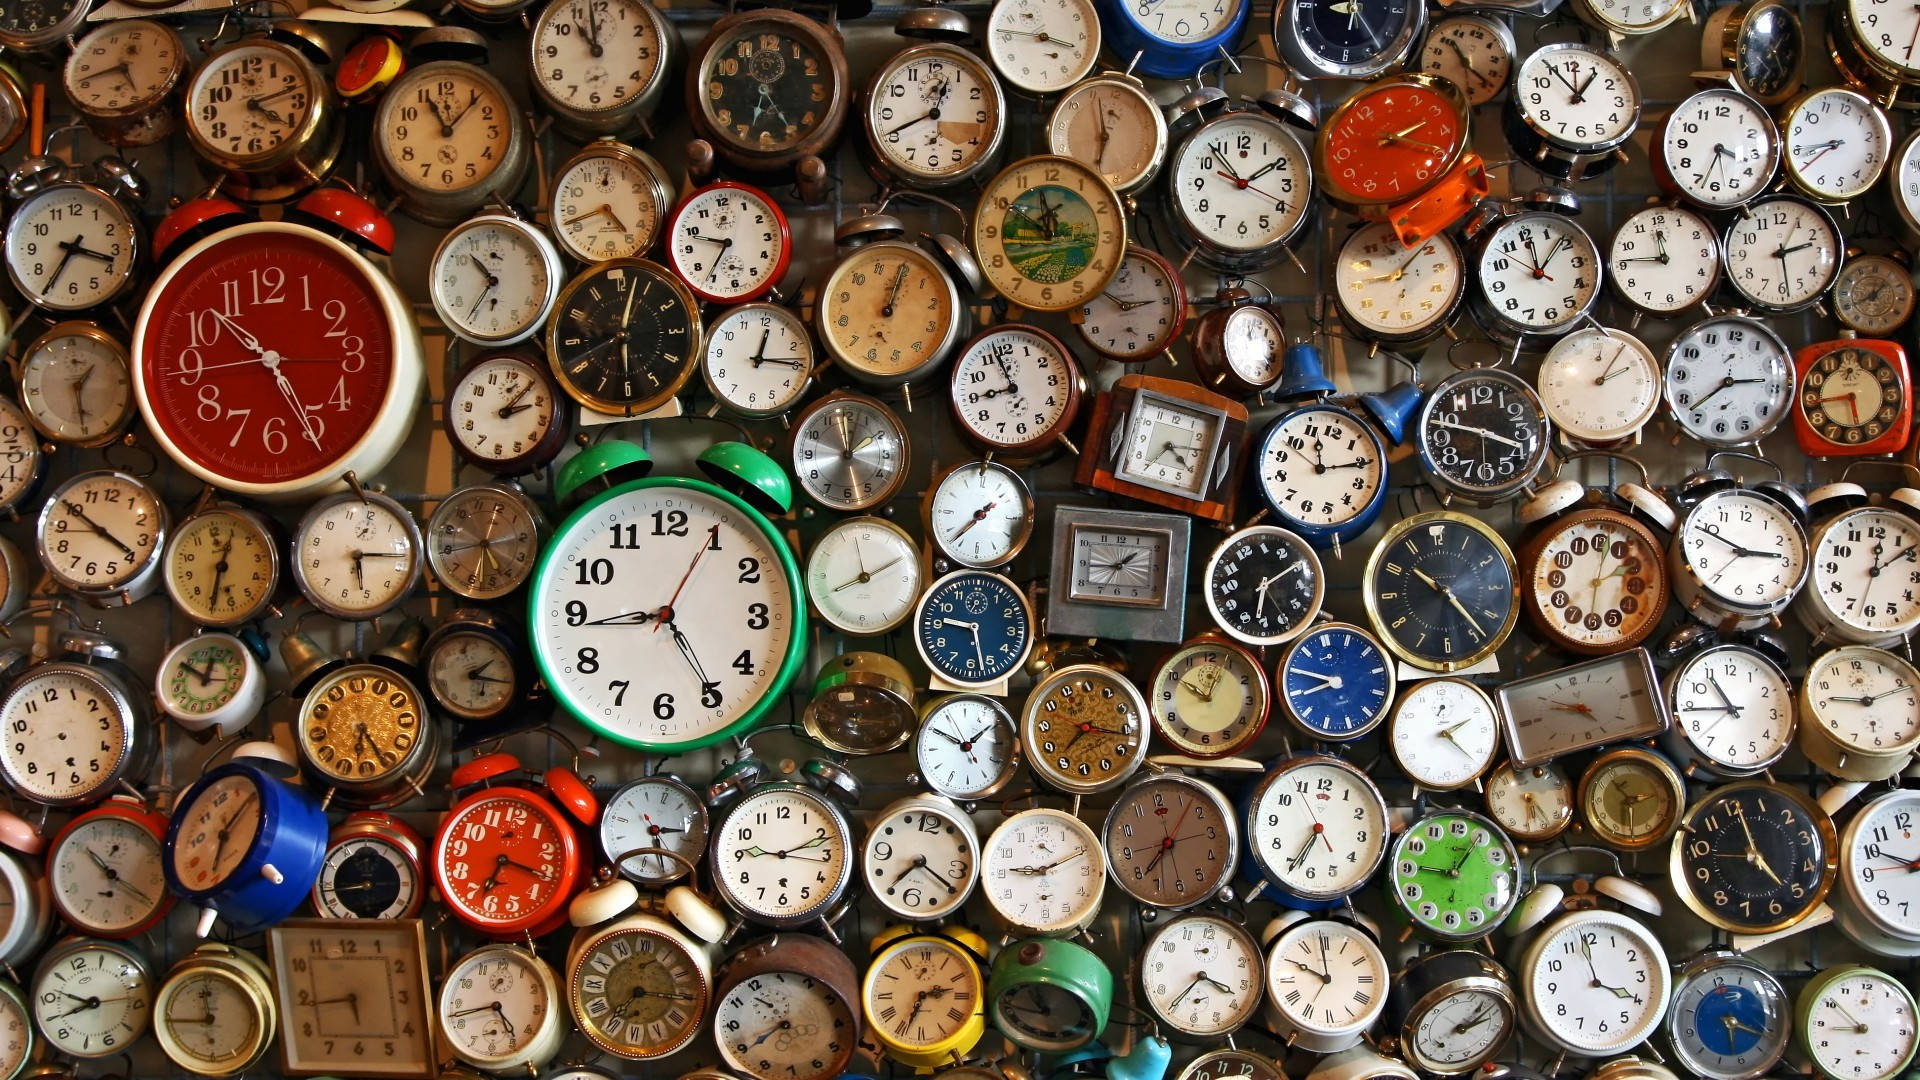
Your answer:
(381, 66), (513, 194)
(703, 304), (813, 418)
(1264, 920), (1387, 1039)
(1724, 196), (1841, 310)
(1256, 406), (1385, 530)
(1219, 306), (1283, 387)
(1783, 88), (1888, 200)
(170, 774), (259, 892)
(440, 948), (551, 1064)
(427, 631), (516, 719)
(1411, 987), (1510, 1070)
(667, 184), (786, 302)
(862, 802), (976, 919)
(0, 400), (41, 512)
(980, 809), (1103, 933)
(862, 937), (979, 1052)
(446, 354), (559, 469)
(1523, 912), (1669, 1054)
(1140, 915), (1260, 1036)
(293, 496), (418, 617)
(39, 472), (163, 592)
(1806, 508), (1920, 638)
(551, 148), (665, 262)
(1247, 760), (1386, 899)
(1850, 0), (1920, 73)
(530, 0), (666, 114)
(1664, 315), (1793, 446)
(1844, 790), (1920, 939)
(430, 219), (556, 345)
(1390, 678), (1499, 789)
(1803, 970), (1918, 1080)
(5, 185), (137, 312)
(951, 327), (1076, 451)
(1076, 248), (1183, 360)
(65, 20), (182, 114)
(1475, 213), (1599, 332)
(928, 462), (1029, 569)
(1806, 646), (1920, 752)
(1608, 205), (1717, 315)
(159, 970), (262, 1068)
(984, 0), (1097, 92)
(187, 43), (315, 162)
(1170, 115), (1310, 254)
(0, 668), (128, 805)
(1535, 326), (1660, 443)
(1515, 45), (1637, 148)
(1660, 88), (1777, 207)
(33, 943), (151, 1058)
(1896, 131), (1920, 233)
(0, 992), (26, 1080)
(715, 971), (855, 1080)
(1136, 0), (1244, 41)
(1587, 0), (1684, 27)
(20, 328), (132, 444)
(914, 695), (1017, 801)
(806, 518), (921, 636)
(600, 778), (706, 884)
(1117, 395), (1220, 497)
(50, 815), (165, 935)
(1669, 645), (1793, 772)
(1333, 223), (1464, 339)
(793, 398), (907, 512)
(867, 47), (1003, 181)
(1418, 16), (1512, 106)
(1679, 490), (1808, 609)
(713, 786), (849, 923)
(1067, 524), (1169, 605)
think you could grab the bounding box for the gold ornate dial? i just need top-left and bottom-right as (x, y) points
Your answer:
(297, 666), (428, 789)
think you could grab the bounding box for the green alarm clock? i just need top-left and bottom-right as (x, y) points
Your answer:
(528, 441), (808, 753)
(1385, 810), (1520, 942)
(986, 938), (1114, 1053)
(1793, 964), (1919, 1080)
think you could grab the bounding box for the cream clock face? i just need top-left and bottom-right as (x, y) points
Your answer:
(711, 786), (851, 924)
(440, 947), (552, 1066)
(714, 970), (855, 1080)
(867, 46), (1003, 182)
(32, 942), (151, 1058)
(530, 0), (667, 117)
(806, 517), (921, 635)
(381, 65), (514, 194)
(50, 814), (166, 935)
(980, 810), (1103, 933)
(1334, 223), (1464, 339)
(1264, 919), (1387, 1042)
(1140, 914), (1260, 1036)
(187, 43), (316, 162)
(157, 967), (265, 1070)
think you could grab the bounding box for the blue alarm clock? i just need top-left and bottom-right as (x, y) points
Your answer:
(913, 570), (1035, 691)
(163, 760), (329, 936)
(1251, 404), (1390, 550)
(1277, 622), (1396, 740)
(1094, 0), (1251, 78)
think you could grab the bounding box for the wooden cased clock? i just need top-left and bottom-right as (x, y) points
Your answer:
(1074, 375), (1249, 523)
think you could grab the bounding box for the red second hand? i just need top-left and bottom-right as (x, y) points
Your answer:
(653, 524), (721, 632)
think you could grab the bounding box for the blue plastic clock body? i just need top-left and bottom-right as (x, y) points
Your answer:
(915, 570), (1033, 687)
(1690, 981), (1773, 1059)
(1278, 623), (1395, 740)
(1254, 404), (1389, 548)
(163, 761), (329, 935)
(1094, 0), (1251, 78)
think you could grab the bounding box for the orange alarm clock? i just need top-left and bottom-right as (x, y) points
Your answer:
(1791, 336), (1913, 457)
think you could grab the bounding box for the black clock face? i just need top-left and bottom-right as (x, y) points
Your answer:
(1290, 0), (1416, 66)
(1206, 526), (1321, 644)
(1737, 5), (1800, 99)
(701, 21), (837, 154)
(549, 261), (696, 411)
(0, 0), (79, 34)
(1368, 515), (1516, 666)
(329, 846), (405, 918)
(1417, 369), (1549, 497)
(1676, 782), (1834, 931)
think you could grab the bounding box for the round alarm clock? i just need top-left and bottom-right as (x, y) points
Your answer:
(1242, 754), (1388, 909)
(164, 760), (329, 937)
(987, 938), (1113, 1052)
(312, 811), (424, 919)
(46, 795), (172, 938)
(154, 632), (267, 737)
(434, 754), (591, 938)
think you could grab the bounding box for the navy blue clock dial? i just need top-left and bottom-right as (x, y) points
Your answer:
(914, 570), (1034, 686)
(1292, 0), (1414, 65)
(1674, 781), (1835, 932)
(1202, 525), (1324, 647)
(1278, 622), (1396, 740)
(1365, 511), (1518, 671)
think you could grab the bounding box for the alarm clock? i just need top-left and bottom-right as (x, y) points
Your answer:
(163, 760), (329, 937)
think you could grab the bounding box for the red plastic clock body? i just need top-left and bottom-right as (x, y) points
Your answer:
(1792, 336), (1914, 457)
(1315, 75), (1486, 247)
(664, 181), (792, 304)
(45, 795), (173, 938)
(433, 782), (584, 938)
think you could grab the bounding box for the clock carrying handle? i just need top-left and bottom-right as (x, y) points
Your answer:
(1840, 459), (1920, 492)
(1527, 14), (1598, 48)
(874, 190), (970, 235)
(1446, 338), (1512, 372)
(1195, 53), (1303, 102)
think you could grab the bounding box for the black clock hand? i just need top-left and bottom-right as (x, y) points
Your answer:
(37, 238), (82, 296)
(1686, 377), (1766, 413)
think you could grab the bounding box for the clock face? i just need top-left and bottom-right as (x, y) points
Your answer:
(33, 941), (149, 1058)
(157, 967), (265, 1070)
(1388, 811), (1518, 940)
(792, 395), (909, 511)
(1254, 406), (1386, 538)
(1169, 114), (1310, 257)
(1723, 195), (1840, 311)
(1585, 0), (1684, 29)
(4, 186), (137, 313)
(1841, 789), (1920, 941)
(37, 471), (164, 595)
(170, 773), (261, 893)
(435, 792), (574, 932)
(806, 517), (922, 636)
(973, 155), (1126, 311)
(570, 927), (707, 1058)
(1484, 760), (1573, 841)
(1495, 651), (1668, 766)
(1521, 911), (1670, 1055)
(185, 41), (317, 163)
(1675, 782), (1835, 932)
(599, 777), (707, 885)
(1407, 984), (1513, 1073)
(1140, 915), (1260, 1036)
(1514, 44), (1638, 149)
(1204, 525), (1322, 647)
(378, 63), (515, 194)
(1782, 88), (1888, 200)
(862, 801), (977, 920)
(1150, 638), (1268, 757)
(1130, 0), (1245, 41)
(1580, 752), (1684, 850)
(950, 326), (1079, 453)
(1366, 512), (1517, 671)
(861, 936), (980, 1054)
(1103, 776), (1234, 907)
(0, 666), (132, 805)
(1074, 246), (1185, 360)
(1800, 968), (1918, 1080)
(702, 303), (813, 418)
(49, 813), (167, 936)
(0, 400), (41, 513)
(1535, 326), (1662, 444)
(1280, 623), (1395, 740)
(866, 45), (1003, 183)
(298, 667), (427, 788)
(1805, 508), (1920, 639)
(1731, 1), (1803, 99)
(135, 227), (400, 489)
(1388, 677), (1499, 789)
(715, 970), (856, 1080)
(1320, 79), (1466, 205)
(445, 352), (561, 473)
(1608, 205), (1719, 315)
(428, 217), (558, 346)
(1022, 665), (1149, 795)
(980, 809), (1104, 933)
(1263, 920), (1387, 1040)
(817, 242), (958, 382)
(1659, 88), (1779, 207)
(292, 493), (420, 619)
(426, 485), (541, 602)
(315, 833), (419, 919)
(1473, 213), (1600, 334)
(1417, 368), (1550, 500)
(1804, 646), (1920, 753)
(1664, 315), (1793, 446)
(530, 0), (667, 116)
(914, 694), (1018, 801)
(1677, 489), (1809, 612)
(546, 259), (699, 416)
(1418, 15), (1512, 105)
(1047, 78), (1165, 196)
(666, 183), (789, 303)
(1333, 223), (1464, 341)
(1523, 508), (1668, 652)
(1668, 644), (1794, 773)
(927, 461), (1032, 569)
(165, 509), (276, 625)
(1213, 306), (1283, 389)
(1245, 757), (1388, 901)
(985, 0), (1098, 92)
(550, 147), (667, 262)
(1067, 522), (1172, 607)
(1117, 392), (1223, 498)
(439, 946), (553, 1066)
(18, 326), (132, 448)
(698, 16), (841, 156)
(1667, 955), (1790, 1080)
(1280, 0), (1422, 76)
(711, 785), (851, 924)
(267, 922), (435, 1076)
(532, 482), (799, 751)
(914, 570), (1032, 687)
(1832, 254), (1918, 335)
(1799, 345), (1907, 447)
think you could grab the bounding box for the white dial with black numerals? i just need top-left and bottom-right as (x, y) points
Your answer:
(1075, 247), (1184, 361)
(1520, 910), (1670, 1055)
(185, 42), (318, 167)
(550, 145), (669, 262)
(4, 185), (138, 314)
(1668, 643), (1794, 774)
(1169, 114), (1311, 260)
(1659, 87), (1779, 208)
(1802, 507), (1920, 643)
(865, 45), (1005, 185)
(985, 0), (1098, 92)
(914, 694), (1018, 802)
(1782, 87), (1888, 201)
(1609, 205), (1718, 316)
(1254, 405), (1386, 537)
(37, 470), (165, 599)
(701, 304), (813, 419)
(1472, 212), (1599, 336)
(1140, 914), (1261, 1037)
(1799, 967), (1918, 1080)
(1676, 488), (1809, 615)
(1513, 44), (1637, 150)
(980, 809), (1104, 934)
(665, 183), (788, 304)
(291, 492), (421, 620)
(949, 326), (1078, 454)
(32, 939), (151, 1058)
(428, 216), (561, 347)
(1723, 195), (1841, 312)
(445, 352), (562, 473)
(49, 814), (166, 936)
(1535, 326), (1661, 444)
(711, 785), (852, 926)
(861, 797), (978, 921)
(1264, 919), (1388, 1051)
(19, 324), (134, 446)
(0, 666), (137, 806)
(1245, 757), (1388, 901)
(1664, 315), (1794, 447)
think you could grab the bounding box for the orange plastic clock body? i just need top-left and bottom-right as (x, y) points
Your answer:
(1315, 74), (1485, 247)
(1791, 337), (1913, 457)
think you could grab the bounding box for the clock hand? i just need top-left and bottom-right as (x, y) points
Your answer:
(266, 353), (327, 452)
(467, 255), (500, 320)
(496, 377), (537, 419)
(1442, 37), (1493, 87)
(1432, 419), (1524, 449)
(1829, 999), (1872, 1033)
(1010, 848), (1086, 875)
(59, 501), (136, 560)
(667, 621), (721, 707)
(1686, 376), (1767, 412)
(651, 524), (721, 633)
(834, 555), (903, 592)
(36, 237), (84, 297)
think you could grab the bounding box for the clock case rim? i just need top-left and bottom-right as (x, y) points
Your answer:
(526, 0), (680, 140)
(1102, 772), (1240, 908)
(1239, 752), (1390, 906)
(432, 783), (583, 936)
(708, 782), (856, 930)
(1667, 779), (1839, 934)
(161, 761), (330, 934)
(1662, 948), (1791, 1080)
(684, 8), (853, 175)
(1493, 647), (1671, 767)
(372, 61), (535, 226)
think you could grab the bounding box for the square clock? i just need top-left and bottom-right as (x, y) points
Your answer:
(266, 919), (437, 1078)
(1046, 506), (1190, 643)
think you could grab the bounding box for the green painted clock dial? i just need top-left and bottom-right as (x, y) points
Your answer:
(1386, 810), (1519, 941)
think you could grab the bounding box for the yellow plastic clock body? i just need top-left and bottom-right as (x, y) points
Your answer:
(861, 925), (988, 1069)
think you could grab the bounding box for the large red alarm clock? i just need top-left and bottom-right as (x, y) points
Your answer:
(433, 753), (593, 939)
(131, 221), (424, 501)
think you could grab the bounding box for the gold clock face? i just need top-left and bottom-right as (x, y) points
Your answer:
(972, 155), (1126, 312)
(1022, 665), (1149, 795)
(817, 243), (958, 380)
(569, 927), (708, 1058)
(298, 666), (426, 785)
(379, 63), (514, 194)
